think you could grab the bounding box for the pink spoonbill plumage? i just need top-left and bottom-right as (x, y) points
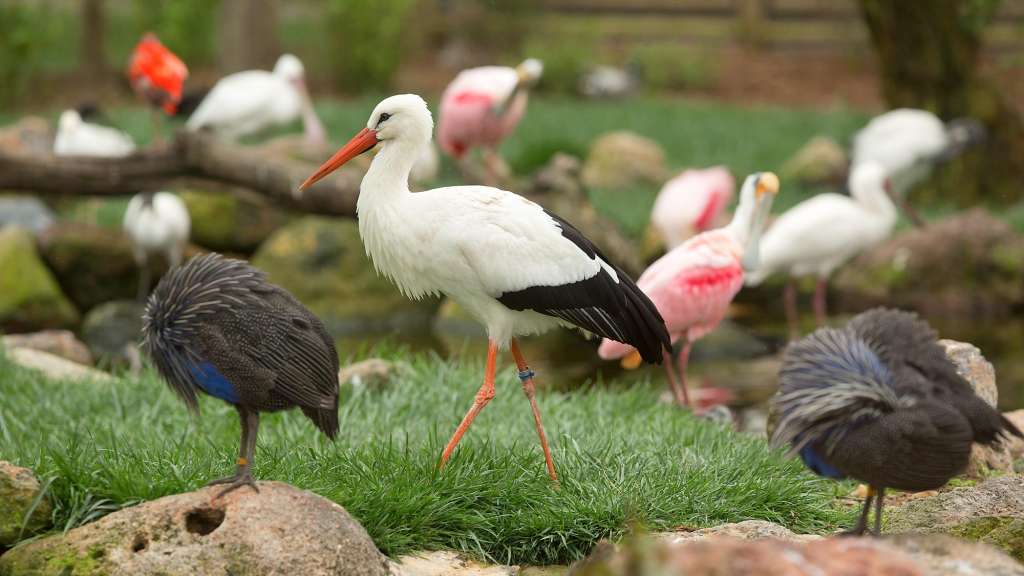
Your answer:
(649, 166), (735, 251)
(298, 94), (670, 482)
(599, 172), (779, 408)
(438, 59), (543, 185)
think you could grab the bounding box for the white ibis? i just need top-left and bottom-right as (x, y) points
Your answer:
(298, 94), (670, 482)
(54, 109), (136, 158)
(123, 191), (191, 300)
(599, 172), (778, 409)
(744, 163), (896, 338)
(437, 59), (543, 185)
(186, 54), (326, 145)
(649, 166), (735, 251)
(851, 108), (985, 226)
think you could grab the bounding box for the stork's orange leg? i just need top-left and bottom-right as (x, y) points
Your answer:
(439, 340), (498, 468)
(510, 339), (558, 483)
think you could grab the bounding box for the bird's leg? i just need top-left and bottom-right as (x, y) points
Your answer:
(897, 196), (927, 228)
(483, 148), (508, 188)
(208, 407), (260, 498)
(871, 487), (886, 536)
(137, 259), (151, 302)
(784, 278), (800, 340)
(813, 278), (828, 326)
(510, 339), (558, 483)
(439, 341), (498, 469)
(842, 486), (875, 536)
(168, 243), (183, 270)
(151, 109), (163, 145)
(662, 348), (688, 407)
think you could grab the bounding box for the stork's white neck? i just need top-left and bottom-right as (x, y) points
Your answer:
(357, 138), (420, 214)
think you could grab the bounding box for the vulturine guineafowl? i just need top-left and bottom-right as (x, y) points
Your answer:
(771, 308), (1021, 535)
(143, 253), (340, 496)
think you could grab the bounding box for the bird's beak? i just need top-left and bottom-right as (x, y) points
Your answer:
(741, 172), (779, 272)
(298, 127), (378, 192)
(620, 350), (643, 370)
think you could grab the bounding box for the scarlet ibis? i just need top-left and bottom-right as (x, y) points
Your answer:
(599, 172), (778, 408)
(773, 308), (1021, 535)
(123, 191), (191, 299)
(851, 109), (985, 227)
(127, 33), (188, 142)
(298, 94), (669, 482)
(186, 54), (326, 145)
(54, 109), (135, 158)
(438, 59), (543, 185)
(649, 166), (735, 251)
(745, 163), (896, 338)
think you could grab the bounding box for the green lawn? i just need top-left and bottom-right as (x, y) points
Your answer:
(0, 347), (847, 565)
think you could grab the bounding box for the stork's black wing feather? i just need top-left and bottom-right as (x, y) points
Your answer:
(497, 210), (670, 364)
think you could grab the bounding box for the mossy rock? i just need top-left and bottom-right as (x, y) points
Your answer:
(36, 222), (138, 312)
(181, 189), (291, 254)
(252, 216), (439, 336)
(0, 228), (78, 332)
(951, 517), (1024, 561)
(0, 462), (53, 548)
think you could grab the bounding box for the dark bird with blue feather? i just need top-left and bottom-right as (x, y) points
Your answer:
(771, 308), (1021, 535)
(143, 253), (340, 496)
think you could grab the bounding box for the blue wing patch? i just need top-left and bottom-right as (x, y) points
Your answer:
(799, 445), (845, 479)
(188, 361), (240, 404)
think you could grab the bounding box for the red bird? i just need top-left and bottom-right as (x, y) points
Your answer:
(128, 33), (188, 115)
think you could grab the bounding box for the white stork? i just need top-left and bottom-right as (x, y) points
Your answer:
(851, 108), (984, 226)
(744, 162), (896, 338)
(53, 109), (136, 158)
(298, 94), (670, 482)
(185, 54), (326, 145)
(123, 191), (191, 300)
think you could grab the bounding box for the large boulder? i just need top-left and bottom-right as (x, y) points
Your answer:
(582, 131), (667, 190)
(80, 300), (146, 367)
(252, 216), (439, 337)
(833, 209), (1024, 316)
(0, 482), (389, 576)
(36, 222), (139, 311)
(180, 189), (291, 254)
(0, 195), (55, 234)
(0, 461), (52, 547)
(0, 227), (78, 331)
(2, 330), (93, 366)
(779, 136), (847, 186)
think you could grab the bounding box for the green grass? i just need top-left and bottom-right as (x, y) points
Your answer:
(0, 348), (847, 565)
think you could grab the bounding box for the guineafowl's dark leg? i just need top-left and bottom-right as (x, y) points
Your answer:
(208, 406), (260, 497)
(784, 279), (800, 340)
(510, 338), (558, 483)
(871, 487), (886, 536)
(842, 487), (875, 536)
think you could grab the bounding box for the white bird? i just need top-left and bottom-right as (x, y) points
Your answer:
(186, 54), (326, 145)
(649, 166), (735, 251)
(744, 162), (897, 338)
(53, 109), (135, 158)
(298, 94), (669, 482)
(851, 108), (984, 226)
(123, 191), (191, 300)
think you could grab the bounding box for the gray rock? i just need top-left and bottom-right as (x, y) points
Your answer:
(6, 348), (114, 383)
(36, 222), (139, 311)
(0, 461), (52, 547)
(886, 533), (1024, 576)
(0, 482), (389, 576)
(779, 136), (847, 186)
(2, 330), (93, 366)
(581, 131), (667, 190)
(391, 550), (515, 576)
(656, 520), (822, 545)
(0, 196), (55, 234)
(81, 300), (146, 367)
(180, 188), (291, 254)
(339, 358), (398, 390)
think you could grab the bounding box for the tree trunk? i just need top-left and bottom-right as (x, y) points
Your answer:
(859, 0), (1024, 205)
(217, 0), (280, 74)
(80, 0), (107, 89)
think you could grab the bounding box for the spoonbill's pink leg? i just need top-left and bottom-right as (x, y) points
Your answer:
(675, 340), (694, 408)
(784, 279), (800, 340)
(663, 348), (690, 407)
(813, 278), (828, 326)
(439, 341), (498, 468)
(510, 339), (558, 483)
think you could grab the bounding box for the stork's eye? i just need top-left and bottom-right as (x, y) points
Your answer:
(377, 112), (391, 126)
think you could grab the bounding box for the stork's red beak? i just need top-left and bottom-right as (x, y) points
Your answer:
(298, 128), (378, 192)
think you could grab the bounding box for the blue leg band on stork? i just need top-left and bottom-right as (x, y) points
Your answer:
(518, 368), (536, 383)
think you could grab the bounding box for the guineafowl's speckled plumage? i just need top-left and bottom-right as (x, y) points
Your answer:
(143, 253), (340, 495)
(772, 308), (1021, 535)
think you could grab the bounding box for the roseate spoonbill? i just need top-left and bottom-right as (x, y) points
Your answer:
(127, 33), (188, 142)
(298, 94), (669, 482)
(123, 191), (190, 299)
(649, 166), (735, 251)
(851, 108), (985, 227)
(599, 172), (778, 408)
(773, 308), (1021, 535)
(186, 54), (326, 146)
(438, 59), (543, 185)
(144, 254), (339, 496)
(54, 109), (135, 158)
(745, 163), (896, 338)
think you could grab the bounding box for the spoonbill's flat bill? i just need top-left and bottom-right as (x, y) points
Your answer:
(298, 94), (669, 481)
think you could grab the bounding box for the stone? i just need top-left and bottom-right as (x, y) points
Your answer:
(6, 348), (114, 383)
(339, 358), (398, 389)
(0, 116), (52, 157)
(887, 533), (1024, 576)
(0, 482), (389, 576)
(0, 196), (55, 234)
(180, 189), (291, 254)
(779, 136), (848, 186)
(252, 216), (439, 337)
(886, 474), (1024, 561)
(1004, 410), (1024, 460)
(36, 222), (139, 311)
(0, 461), (52, 547)
(80, 300), (147, 367)
(0, 227), (78, 332)
(582, 131), (667, 190)
(834, 209), (1024, 316)
(391, 550), (515, 576)
(2, 330), (93, 366)
(657, 520), (822, 545)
